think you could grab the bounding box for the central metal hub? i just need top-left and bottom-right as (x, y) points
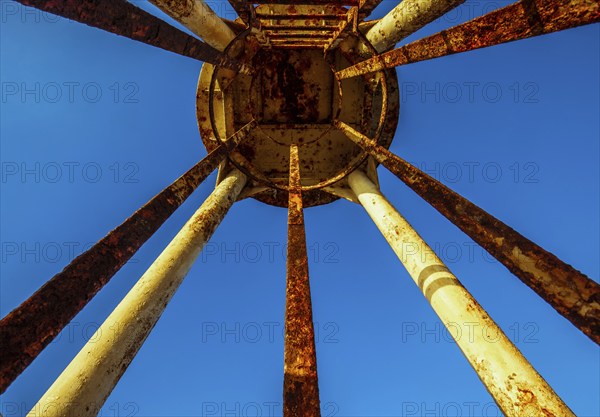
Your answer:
(256, 49), (333, 124)
(196, 13), (400, 207)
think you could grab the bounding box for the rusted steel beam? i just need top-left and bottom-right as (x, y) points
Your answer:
(335, 120), (600, 344)
(271, 44), (326, 49)
(0, 121), (256, 393)
(271, 43), (328, 47)
(223, 18), (248, 34)
(284, 145), (321, 417)
(348, 170), (575, 417)
(14, 0), (245, 71)
(262, 24), (340, 30)
(256, 0), (358, 4)
(256, 12), (346, 19)
(227, 0), (254, 25)
(27, 169), (247, 417)
(267, 33), (333, 38)
(365, 0), (465, 53)
(324, 7), (357, 51)
(338, 0), (600, 79)
(270, 38), (328, 43)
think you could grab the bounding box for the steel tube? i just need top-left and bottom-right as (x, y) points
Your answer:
(348, 170), (575, 417)
(365, 0), (465, 53)
(283, 145), (321, 417)
(336, 120), (600, 344)
(26, 169), (246, 417)
(0, 122), (255, 394)
(148, 0), (236, 51)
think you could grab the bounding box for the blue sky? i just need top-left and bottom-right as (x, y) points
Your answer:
(1, 0), (598, 416)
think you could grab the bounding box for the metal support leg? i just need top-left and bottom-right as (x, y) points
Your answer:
(14, 0), (244, 71)
(284, 145), (321, 417)
(149, 0), (236, 51)
(336, 120), (600, 344)
(348, 169), (574, 417)
(26, 169), (247, 417)
(0, 121), (255, 394)
(365, 0), (465, 53)
(340, 0), (600, 79)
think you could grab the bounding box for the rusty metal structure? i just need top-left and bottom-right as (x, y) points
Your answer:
(1, 0), (599, 416)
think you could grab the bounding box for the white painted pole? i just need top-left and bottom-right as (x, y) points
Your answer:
(149, 0), (236, 51)
(27, 169), (246, 417)
(348, 169), (574, 417)
(365, 0), (464, 53)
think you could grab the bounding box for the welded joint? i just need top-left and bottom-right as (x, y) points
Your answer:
(365, 156), (380, 189)
(323, 185), (361, 204)
(237, 186), (271, 201)
(324, 7), (358, 52)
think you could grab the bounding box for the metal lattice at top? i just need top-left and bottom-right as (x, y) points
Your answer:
(1, 0), (599, 416)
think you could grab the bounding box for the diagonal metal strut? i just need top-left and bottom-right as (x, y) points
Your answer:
(0, 121), (256, 393)
(14, 0), (245, 71)
(284, 145), (321, 417)
(335, 120), (600, 344)
(338, 0), (600, 79)
(26, 169), (248, 417)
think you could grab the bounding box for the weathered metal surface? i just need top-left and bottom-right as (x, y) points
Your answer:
(228, 0), (255, 25)
(336, 120), (600, 344)
(268, 33), (333, 38)
(255, 12), (346, 18)
(324, 7), (357, 51)
(365, 0), (465, 53)
(253, 4), (356, 48)
(0, 122), (254, 394)
(255, 0), (358, 5)
(338, 0), (600, 78)
(284, 145), (321, 417)
(15, 0), (244, 71)
(26, 169), (247, 417)
(348, 170), (575, 417)
(148, 0), (236, 51)
(197, 21), (401, 207)
(224, 18), (249, 34)
(262, 24), (341, 30)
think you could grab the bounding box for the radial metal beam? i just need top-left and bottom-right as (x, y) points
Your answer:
(284, 145), (321, 417)
(26, 169), (247, 417)
(15, 0), (245, 71)
(365, 0), (465, 53)
(148, 0), (237, 51)
(227, 0), (254, 25)
(335, 120), (600, 344)
(348, 170), (575, 417)
(338, 0), (600, 79)
(0, 121), (256, 394)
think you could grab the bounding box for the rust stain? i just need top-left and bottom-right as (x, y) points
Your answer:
(16, 0), (242, 70)
(284, 145), (321, 417)
(0, 124), (254, 393)
(334, 120), (600, 344)
(338, 0), (600, 78)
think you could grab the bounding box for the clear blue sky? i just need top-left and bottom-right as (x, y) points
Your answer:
(1, 0), (598, 416)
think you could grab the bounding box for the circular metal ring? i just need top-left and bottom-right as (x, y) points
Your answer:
(207, 27), (390, 192)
